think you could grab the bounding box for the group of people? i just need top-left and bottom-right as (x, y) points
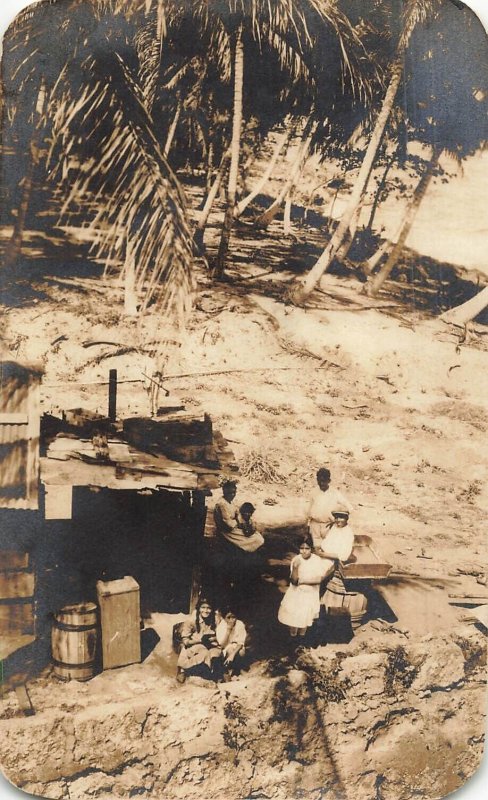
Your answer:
(175, 467), (355, 682)
(174, 598), (248, 683)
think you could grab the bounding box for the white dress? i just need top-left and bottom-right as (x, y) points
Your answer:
(278, 554), (333, 629)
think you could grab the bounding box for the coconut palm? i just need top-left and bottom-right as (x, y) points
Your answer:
(162, 0), (372, 278)
(366, 1), (488, 296)
(288, 0), (445, 304)
(1, 0), (195, 323)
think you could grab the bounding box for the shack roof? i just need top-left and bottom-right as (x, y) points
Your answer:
(41, 409), (238, 496)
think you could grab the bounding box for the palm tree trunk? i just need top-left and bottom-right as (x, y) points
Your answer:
(163, 99), (182, 158)
(362, 239), (391, 276)
(366, 151), (395, 232)
(335, 203), (362, 264)
(283, 189), (294, 236)
(235, 129), (288, 218)
(288, 56), (404, 304)
(194, 148), (230, 250)
(255, 129), (312, 229)
(124, 235), (138, 315)
(366, 146), (441, 296)
(439, 286), (488, 326)
(205, 142), (215, 194)
(214, 26), (244, 278)
(4, 80), (46, 268)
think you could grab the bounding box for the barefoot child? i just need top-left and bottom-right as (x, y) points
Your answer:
(278, 535), (334, 637)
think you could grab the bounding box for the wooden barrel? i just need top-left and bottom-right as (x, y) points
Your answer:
(51, 603), (98, 681)
(342, 590), (368, 630)
(322, 571), (367, 630)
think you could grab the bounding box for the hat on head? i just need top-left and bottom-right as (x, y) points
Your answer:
(332, 511), (349, 519)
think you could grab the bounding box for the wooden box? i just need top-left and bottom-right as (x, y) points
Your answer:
(341, 535), (392, 580)
(96, 576), (141, 670)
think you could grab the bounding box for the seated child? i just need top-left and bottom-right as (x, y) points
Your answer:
(216, 607), (248, 677)
(237, 502), (265, 551)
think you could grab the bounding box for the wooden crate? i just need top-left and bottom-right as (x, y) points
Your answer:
(0, 549), (35, 636)
(341, 535), (392, 580)
(96, 577), (141, 670)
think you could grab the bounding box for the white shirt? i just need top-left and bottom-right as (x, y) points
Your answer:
(308, 487), (352, 523)
(320, 524), (354, 562)
(216, 619), (247, 652)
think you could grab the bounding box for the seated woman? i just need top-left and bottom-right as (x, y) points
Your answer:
(175, 597), (224, 684)
(214, 481), (264, 555)
(213, 482), (265, 599)
(216, 607), (248, 678)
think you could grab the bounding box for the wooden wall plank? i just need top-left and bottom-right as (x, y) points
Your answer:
(0, 602), (35, 634)
(0, 572), (35, 600)
(0, 551), (29, 570)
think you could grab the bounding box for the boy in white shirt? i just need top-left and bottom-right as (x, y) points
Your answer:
(320, 511), (355, 563)
(308, 468), (352, 549)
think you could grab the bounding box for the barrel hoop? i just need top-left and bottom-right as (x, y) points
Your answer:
(52, 657), (95, 669)
(53, 621), (97, 633)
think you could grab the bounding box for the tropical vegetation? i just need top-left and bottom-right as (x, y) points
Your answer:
(1, 0), (487, 322)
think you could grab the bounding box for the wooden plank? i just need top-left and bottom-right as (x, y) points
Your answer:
(44, 485), (73, 519)
(0, 601), (34, 634)
(123, 414), (213, 452)
(0, 572), (35, 600)
(342, 537), (392, 580)
(14, 684), (35, 716)
(0, 413), (29, 424)
(188, 565), (202, 614)
(468, 605), (488, 628)
(0, 551), (29, 570)
(97, 578), (141, 670)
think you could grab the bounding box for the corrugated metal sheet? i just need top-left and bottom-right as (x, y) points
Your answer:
(0, 361), (41, 510)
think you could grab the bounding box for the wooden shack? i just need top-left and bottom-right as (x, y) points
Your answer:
(37, 405), (237, 630)
(0, 360), (42, 693)
(0, 359), (42, 510)
(1, 362), (238, 687)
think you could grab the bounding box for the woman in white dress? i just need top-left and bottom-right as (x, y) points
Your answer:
(278, 536), (334, 637)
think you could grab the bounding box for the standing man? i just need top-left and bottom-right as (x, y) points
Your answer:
(307, 468), (352, 551)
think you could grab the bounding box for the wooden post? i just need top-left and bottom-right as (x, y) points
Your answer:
(108, 369), (117, 422)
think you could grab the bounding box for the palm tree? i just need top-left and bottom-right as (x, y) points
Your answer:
(288, 0), (444, 304)
(170, 0), (373, 278)
(215, 22), (244, 277)
(366, 0), (488, 296)
(365, 146), (441, 295)
(234, 127), (289, 218)
(439, 287), (488, 326)
(2, 0), (195, 323)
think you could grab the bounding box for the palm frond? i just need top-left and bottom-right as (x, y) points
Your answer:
(49, 42), (195, 324)
(400, 0), (443, 49)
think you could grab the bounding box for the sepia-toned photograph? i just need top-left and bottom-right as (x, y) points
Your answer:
(0, 1), (487, 799)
